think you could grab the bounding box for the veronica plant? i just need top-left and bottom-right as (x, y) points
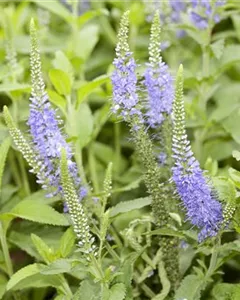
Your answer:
(143, 13), (174, 128)
(112, 11), (180, 290)
(3, 20), (93, 258)
(28, 20), (87, 201)
(172, 65), (223, 241)
(144, 0), (225, 34)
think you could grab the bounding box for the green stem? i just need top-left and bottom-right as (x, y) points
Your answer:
(0, 222), (13, 276)
(91, 2), (116, 46)
(105, 242), (120, 261)
(8, 151), (22, 188)
(17, 154), (30, 196)
(0, 223), (20, 300)
(202, 46), (210, 78)
(88, 144), (100, 193)
(114, 122), (121, 173)
(90, 254), (106, 286)
(206, 237), (221, 278)
(58, 274), (73, 298)
(109, 225), (123, 248)
(75, 141), (88, 186)
(66, 96), (88, 186)
(133, 273), (156, 298)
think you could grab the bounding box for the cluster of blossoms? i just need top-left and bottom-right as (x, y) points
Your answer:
(172, 66), (223, 241)
(28, 21), (87, 204)
(112, 12), (174, 128)
(143, 62), (174, 127)
(111, 12), (223, 241)
(144, 0), (225, 32)
(190, 0), (225, 29)
(111, 13), (140, 120)
(4, 20), (95, 256)
(143, 12), (174, 128)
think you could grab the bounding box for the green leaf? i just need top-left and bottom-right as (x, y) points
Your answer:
(210, 102), (240, 122)
(32, 0), (72, 22)
(92, 142), (127, 173)
(110, 197), (151, 217)
(233, 150), (240, 161)
(202, 139), (235, 161)
(31, 234), (53, 264)
(21, 190), (60, 206)
(153, 258), (170, 300)
(174, 274), (207, 300)
(77, 75), (109, 105)
(47, 89), (66, 110)
(204, 157), (218, 177)
(214, 45), (240, 76)
(0, 137), (11, 193)
(147, 228), (185, 239)
(77, 9), (108, 28)
(59, 227), (75, 258)
(1, 200), (69, 226)
(212, 283), (240, 300)
(0, 274), (7, 299)
(6, 263), (44, 290)
(212, 176), (236, 202)
(49, 69), (71, 96)
(222, 109), (240, 144)
(228, 168), (240, 189)
(109, 283), (126, 300)
(114, 252), (139, 299)
(74, 279), (101, 300)
(210, 39), (225, 59)
(9, 231), (41, 260)
(0, 83), (30, 92)
(92, 103), (111, 139)
(52, 51), (73, 80)
(7, 263), (62, 291)
(9, 226), (63, 259)
(215, 241), (240, 269)
(40, 259), (72, 275)
(66, 102), (93, 148)
(74, 24), (99, 60)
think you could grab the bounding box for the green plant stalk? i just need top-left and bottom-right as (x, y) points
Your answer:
(66, 95), (87, 186)
(75, 141), (88, 186)
(109, 225), (123, 249)
(114, 122), (121, 173)
(58, 274), (73, 298)
(0, 222), (13, 277)
(88, 143), (100, 193)
(206, 237), (221, 278)
(196, 27), (212, 161)
(91, 1), (116, 46)
(0, 222), (21, 300)
(129, 116), (180, 290)
(17, 153), (30, 196)
(8, 150), (22, 188)
(133, 273), (156, 298)
(105, 242), (120, 261)
(90, 253), (106, 291)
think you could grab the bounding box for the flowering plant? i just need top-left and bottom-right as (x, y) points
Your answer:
(0, 1), (240, 299)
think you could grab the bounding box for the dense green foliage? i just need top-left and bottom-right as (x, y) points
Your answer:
(1, 1), (240, 299)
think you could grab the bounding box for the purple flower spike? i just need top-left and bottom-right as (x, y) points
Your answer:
(144, 62), (174, 128)
(172, 66), (223, 241)
(29, 20), (86, 204)
(111, 12), (141, 120)
(112, 54), (139, 118)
